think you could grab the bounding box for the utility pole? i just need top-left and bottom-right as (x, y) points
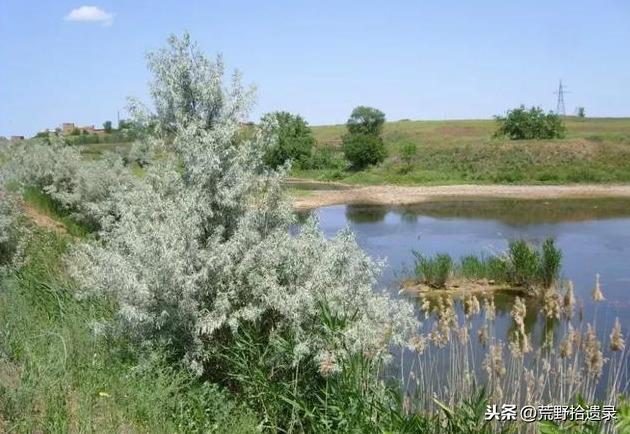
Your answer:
(554, 80), (567, 116)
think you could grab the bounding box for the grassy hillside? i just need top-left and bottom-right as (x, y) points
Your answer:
(70, 117), (630, 185)
(298, 117), (630, 185)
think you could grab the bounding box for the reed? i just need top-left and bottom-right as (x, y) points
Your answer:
(404, 283), (629, 433)
(413, 238), (563, 289)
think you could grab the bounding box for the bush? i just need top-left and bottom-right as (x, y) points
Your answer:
(262, 111), (315, 169)
(413, 252), (453, 288)
(8, 138), (136, 231)
(494, 106), (566, 140)
(342, 133), (387, 169)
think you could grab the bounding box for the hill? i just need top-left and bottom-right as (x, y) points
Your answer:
(297, 117), (630, 185)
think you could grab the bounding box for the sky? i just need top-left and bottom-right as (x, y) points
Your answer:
(1, 0), (629, 136)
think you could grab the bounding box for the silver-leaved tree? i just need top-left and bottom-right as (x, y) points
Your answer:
(66, 32), (417, 375)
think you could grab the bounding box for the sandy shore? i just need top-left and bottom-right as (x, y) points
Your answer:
(290, 180), (630, 211)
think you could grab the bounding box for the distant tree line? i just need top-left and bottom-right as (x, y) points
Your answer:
(263, 105), (389, 173)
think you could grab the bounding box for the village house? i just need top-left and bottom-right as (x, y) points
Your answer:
(61, 122), (107, 136)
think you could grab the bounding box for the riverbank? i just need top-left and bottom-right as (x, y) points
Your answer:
(289, 181), (630, 210)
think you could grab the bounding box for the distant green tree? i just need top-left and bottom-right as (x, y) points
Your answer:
(342, 106), (387, 169)
(494, 105), (566, 140)
(346, 106), (386, 136)
(118, 119), (131, 130)
(262, 111), (315, 169)
(577, 107), (586, 118)
(103, 120), (113, 133)
(342, 134), (387, 169)
(71, 128), (81, 136)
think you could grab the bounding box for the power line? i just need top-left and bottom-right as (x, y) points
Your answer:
(554, 79), (568, 116)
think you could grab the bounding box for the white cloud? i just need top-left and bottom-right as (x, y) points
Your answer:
(65, 6), (114, 26)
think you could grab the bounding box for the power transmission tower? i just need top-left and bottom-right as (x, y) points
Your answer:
(554, 79), (567, 116)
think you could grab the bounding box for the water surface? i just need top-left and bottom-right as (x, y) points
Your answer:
(302, 198), (630, 378)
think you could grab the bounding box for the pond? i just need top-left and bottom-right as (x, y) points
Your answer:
(300, 198), (630, 399)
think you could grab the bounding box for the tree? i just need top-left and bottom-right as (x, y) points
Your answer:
(142, 32), (254, 137)
(66, 32), (415, 379)
(577, 107), (586, 118)
(342, 106), (387, 169)
(103, 120), (113, 133)
(494, 105), (566, 140)
(342, 134), (387, 169)
(346, 106), (386, 136)
(261, 111), (315, 169)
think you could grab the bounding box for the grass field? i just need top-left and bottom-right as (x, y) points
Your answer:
(72, 117), (630, 186)
(297, 117), (630, 185)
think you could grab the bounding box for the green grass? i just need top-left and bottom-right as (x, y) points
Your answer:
(298, 117), (630, 185)
(76, 118), (630, 186)
(0, 229), (257, 433)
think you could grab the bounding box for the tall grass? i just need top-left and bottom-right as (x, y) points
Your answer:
(413, 238), (562, 289)
(218, 302), (501, 433)
(540, 238), (562, 288)
(459, 254), (510, 282)
(0, 230), (256, 433)
(413, 252), (454, 288)
(406, 288), (630, 433)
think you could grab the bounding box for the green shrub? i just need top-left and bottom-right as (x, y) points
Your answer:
(494, 106), (566, 140)
(262, 111), (315, 169)
(414, 252), (453, 288)
(342, 133), (387, 169)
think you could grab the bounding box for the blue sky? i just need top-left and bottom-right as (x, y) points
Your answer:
(1, 0), (629, 136)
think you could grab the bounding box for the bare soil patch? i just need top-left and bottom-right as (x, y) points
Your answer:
(400, 279), (529, 298)
(21, 202), (67, 234)
(291, 183), (630, 211)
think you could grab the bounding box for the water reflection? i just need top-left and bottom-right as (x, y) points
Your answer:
(345, 204), (388, 224)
